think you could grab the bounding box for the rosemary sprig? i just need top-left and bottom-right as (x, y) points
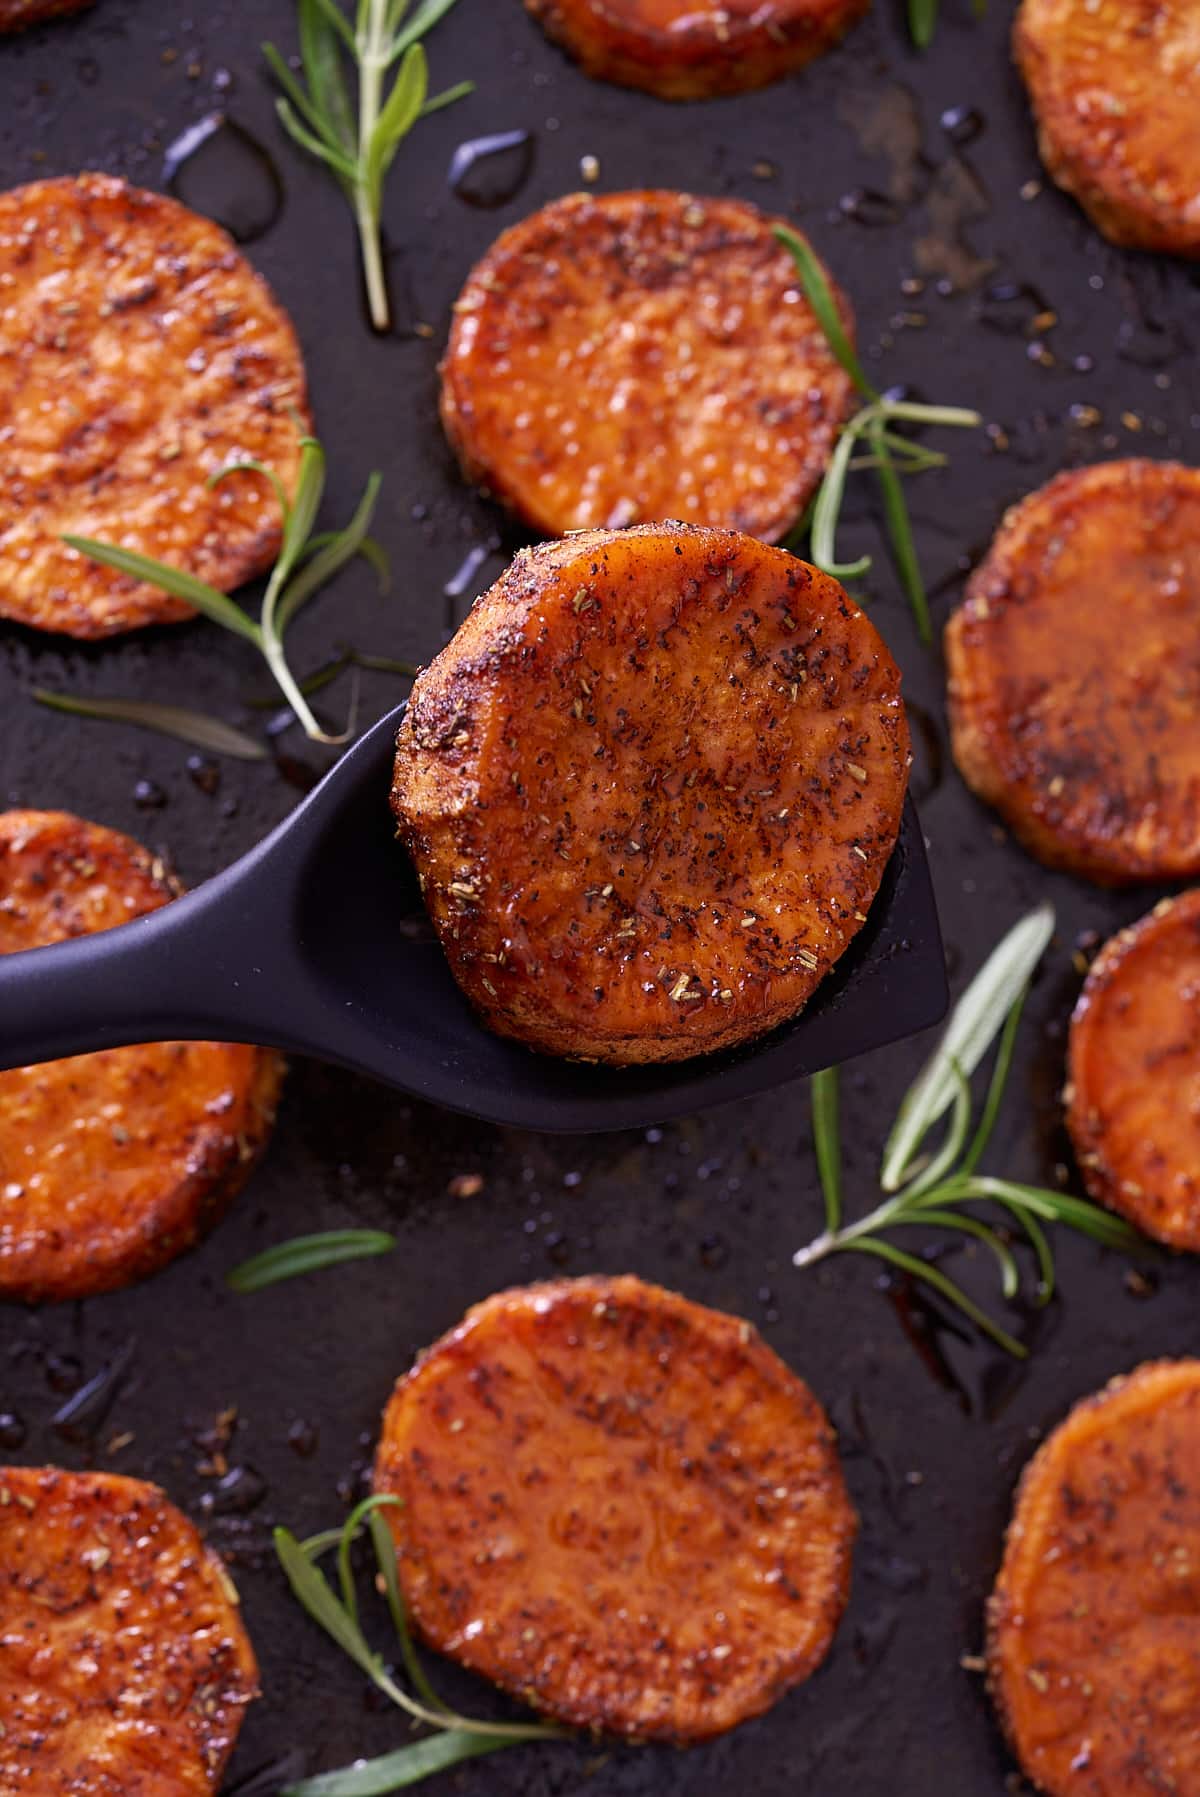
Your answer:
(227, 1229), (396, 1293)
(61, 431), (387, 745)
(276, 1495), (559, 1794)
(264, 0), (473, 332)
(794, 907), (1146, 1358)
(31, 691), (267, 761)
(774, 223), (980, 643)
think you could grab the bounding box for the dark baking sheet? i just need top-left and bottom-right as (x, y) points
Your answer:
(1, 3), (1198, 1792)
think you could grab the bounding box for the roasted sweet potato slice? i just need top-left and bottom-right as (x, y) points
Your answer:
(0, 1464), (258, 1793)
(1067, 890), (1200, 1249)
(374, 1274), (856, 1743)
(525, 0), (869, 98)
(391, 524), (910, 1065)
(440, 190), (855, 544)
(988, 1360), (1200, 1796)
(1015, 0), (1200, 257)
(0, 0), (91, 28)
(946, 459), (1200, 885)
(0, 810), (284, 1301)
(0, 173), (309, 639)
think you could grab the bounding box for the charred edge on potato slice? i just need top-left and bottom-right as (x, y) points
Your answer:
(439, 190), (855, 544)
(373, 1274), (857, 1743)
(1015, 0), (1200, 258)
(987, 1359), (1200, 1797)
(946, 459), (1200, 885)
(0, 810), (284, 1302)
(0, 1465), (259, 1795)
(524, 0), (870, 99)
(1067, 889), (1200, 1251)
(0, 173), (309, 639)
(391, 524), (910, 1066)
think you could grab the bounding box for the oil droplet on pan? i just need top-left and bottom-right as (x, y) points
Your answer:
(163, 114), (284, 244)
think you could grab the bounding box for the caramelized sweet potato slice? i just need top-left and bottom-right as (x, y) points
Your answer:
(988, 1360), (1200, 1796)
(0, 1465), (258, 1794)
(374, 1274), (856, 1743)
(1067, 889), (1200, 1249)
(946, 459), (1200, 884)
(391, 524), (910, 1065)
(0, 810), (284, 1301)
(0, 173), (309, 638)
(525, 0), (869, 99)
(1015, 0), (1200, 257)
(0, 0), (91, 28)
(440, 190), (855, 544)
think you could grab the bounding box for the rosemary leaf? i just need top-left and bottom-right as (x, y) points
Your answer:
(811, 1068), (843, 1234)
(283, 1732), (524, 1797)
(60, 537), (262, 645)
(227, 1230), (396, 1292)
(881, 903), (1055, 1192)
(772, 224), (877, 398)
(277, 472), (385, 633)
(391, 0), (462, 57)
(31, 690), (267, 761)
(845, 1237), (1027, 1358)
(908, 0), (940, 47)
(868, 414), (931, 644)
(276, 98), (362, 180)
(368, 1505), (451, 1712)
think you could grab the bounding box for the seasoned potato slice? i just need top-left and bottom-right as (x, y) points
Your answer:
(440, 191), (854, 544)
(374, 1274), (856, 1743)
(0, 0), (91, 28)
(0, 810), (284, 1301)
(946, 460), (1200, 884)
(1015, 0), (1200, 257)
(392, 525), (910, 1065)
(0, 1465), (258, 1793)
(525, 0), (869, 98)
(0, 173), (309, 638)
(1067, 889), (1200, 1250)
(989, 1360), (1200, 1796)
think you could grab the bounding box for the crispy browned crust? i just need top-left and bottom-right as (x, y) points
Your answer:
(439, 190), (855, 544)
(392, 524), (910, 1065)
(1066, 890), (1200, 1249)
(1015, 0), (1200, 258)
(373, 1274), (856, 1743)
(0, 1465), (259, 1793)
(525, 0), (869, 98)
(0, 810), (285, 1302)
(987, 1359), (1200, 1796)
(0, 0), (91, 28)
(946, 460), (1200, 885)
(0, 173), (310, 639)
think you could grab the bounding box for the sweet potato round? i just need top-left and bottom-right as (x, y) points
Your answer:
(946, 459), (1200, 885)
(0, 810), (284, 1301)
(391, 524), (910, 1065)
(1067, 890), (1200, 1250)
(988, 1360), (1200, 1796)
(373, 1274), (856, 1743)
(440, 190), (855, 544)
(0, 0), (91, 28)
(1015, 0), (1200, 257)
(524, 0), (869, 99)
(0, 1465), (258, 1793)
(0, 173), (309, 638)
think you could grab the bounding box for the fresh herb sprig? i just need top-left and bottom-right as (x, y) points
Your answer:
(264, 0), (473, 332)
(60, 431), (387, 745)
(774, 224), (980, 644)
(227, 1229), (396, 1293)
(276, 1495), (560, 1794)
(794, 906), (1146, 1358)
